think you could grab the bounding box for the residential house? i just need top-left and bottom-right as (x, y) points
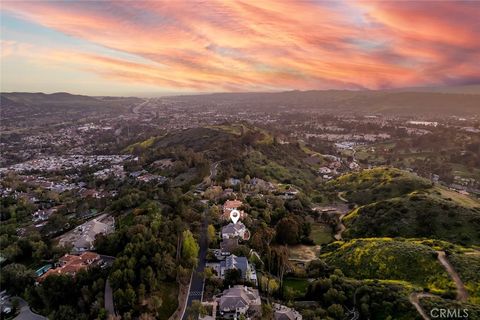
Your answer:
(38, 252), (101, 281)
(72, 218), (114, 252)
(218, 285), (261, 319)
(220, 255), (257, 285)
(222, 222), (249, 240)
(222, 200), (247, 220)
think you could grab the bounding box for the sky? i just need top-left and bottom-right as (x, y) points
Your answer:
(1, 0), (480, 96)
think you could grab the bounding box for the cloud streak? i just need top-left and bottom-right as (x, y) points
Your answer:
(1, 0), (479, 93)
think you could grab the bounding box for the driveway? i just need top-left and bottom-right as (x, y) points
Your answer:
(13, 298), (46, 320)
(104, 279), (116, 316)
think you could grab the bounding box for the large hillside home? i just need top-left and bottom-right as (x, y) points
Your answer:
(221, 222), (249, 240)
(218, 285), (261, 319)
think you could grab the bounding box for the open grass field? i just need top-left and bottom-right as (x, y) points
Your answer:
(310, 223), (333, 245)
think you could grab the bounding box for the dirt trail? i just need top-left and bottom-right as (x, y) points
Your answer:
(436, 251), (468, 302)
(337, 191), (348, 203)
(334, 213), (346, 241)
(409, 292), (436, 320)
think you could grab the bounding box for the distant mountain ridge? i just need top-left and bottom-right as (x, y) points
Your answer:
(2, 89), (480, 116)
(163, 89), (480, 116)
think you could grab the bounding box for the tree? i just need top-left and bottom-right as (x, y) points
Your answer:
(0, 263), (35, 294)
(50, 305), (79, 320)
(147, 295), (163, 317)
(224, 268), (242, 287)
(267, 278), (279, 295)
(275, 217), (300, 245)
(182, 230), (199, 268)
(207, 224), (216, 244)
(327, 304), (344, 318)
(189, 300), (207, 317)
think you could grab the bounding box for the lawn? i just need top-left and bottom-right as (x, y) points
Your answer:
(310, 223), (333, 245)
(283, 277), (309, 298)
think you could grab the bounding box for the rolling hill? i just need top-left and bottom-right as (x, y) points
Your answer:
(126, 124), (319, 190)
(343, 190), (480, 246)
(325, 167), (433, 205)
(321, 238), (455, 293)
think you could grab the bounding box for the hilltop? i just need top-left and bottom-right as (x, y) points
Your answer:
(126, 124), (319, 189)
(325, 167), (433, 205)
(1, 92), (142, 128)
(327, 167), (480, 245)
(343, 189), (480, 246)
(321, 238), (455, 293)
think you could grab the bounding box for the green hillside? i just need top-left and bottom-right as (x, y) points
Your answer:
(419, 296), (480, 319)
(321, 238), (454, 293)
(343, 190), (480, 246)
(326, 167), (432, 204)
(125, 124), (318, 189)
(449, 253), (480, 303)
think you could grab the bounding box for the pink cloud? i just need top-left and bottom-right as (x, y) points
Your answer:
(2, 0), (479, 91)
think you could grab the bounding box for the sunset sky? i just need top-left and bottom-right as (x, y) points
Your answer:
(1, 0), (479, 96)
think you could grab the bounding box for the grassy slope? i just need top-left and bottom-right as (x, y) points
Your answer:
(326, 167), (432, 205)
(419, 296), (480, 319)
(321, 238), (455, 293)
(127, 124), (318, 188)
(343, 190), (480, 246)
(448, 253), (480, 303)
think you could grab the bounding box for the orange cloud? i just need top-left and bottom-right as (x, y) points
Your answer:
(1, 0), (479, 92)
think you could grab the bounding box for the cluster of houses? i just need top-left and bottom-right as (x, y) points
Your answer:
(0, 154), (131, 174)
(129, 170), (168, 184)
(203, 199), (301, 319)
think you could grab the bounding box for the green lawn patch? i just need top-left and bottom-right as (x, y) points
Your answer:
(310, 223), (333, 245)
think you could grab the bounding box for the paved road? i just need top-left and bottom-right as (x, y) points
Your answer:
(181, 211), (208, 320)
(104, 279), (116, 317)
(13, 298), (46, 320)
